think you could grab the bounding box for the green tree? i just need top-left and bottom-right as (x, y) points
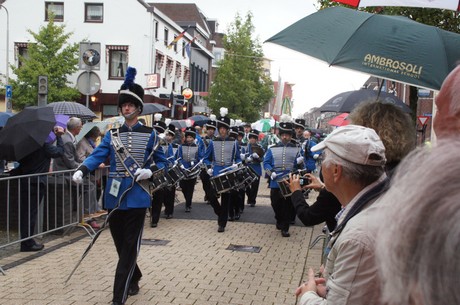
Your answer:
(10, 14), (80, 110)
(318, 1), (460, 120)
(207, 12), (273, 122)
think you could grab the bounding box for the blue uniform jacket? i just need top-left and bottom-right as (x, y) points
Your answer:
(263, 142), (303, 189)
(204, 137), (241, 176)
(178, 141), (205, 169)
(79, 122), (167, 210)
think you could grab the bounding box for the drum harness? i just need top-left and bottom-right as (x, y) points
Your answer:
(66, 127), (160, 284)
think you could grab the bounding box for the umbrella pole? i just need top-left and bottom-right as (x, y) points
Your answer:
(377, 78), (385, 99)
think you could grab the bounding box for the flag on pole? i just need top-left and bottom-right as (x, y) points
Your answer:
(185, 37), (196, 58)
(167, 27), (189, 49)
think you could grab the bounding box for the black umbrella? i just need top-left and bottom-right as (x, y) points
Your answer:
(0, 106), (56, 161)
(0, 112), (14, 127)
(170, 120), (188, 129)
(187, 114), (209, 127)
(46, 101), (97, 120)
(142, 103), (170, 115)
(319, 89), (411, 113)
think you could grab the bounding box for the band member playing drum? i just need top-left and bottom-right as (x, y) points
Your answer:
(200, 116), (217, 204)
(236, 125), (248, 214)
(204, 108), (241, 233)
(72, 67), (167, 305)
(162, 122), (180, 219)
(179, 127), (204, 212)
(263, 115), (304, 237)
(228, 126), (242, 221)
(242, 129), (264, 207)
(151, 114), (171, 227)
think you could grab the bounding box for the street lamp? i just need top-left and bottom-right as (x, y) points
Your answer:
(0, 0), (10, 113)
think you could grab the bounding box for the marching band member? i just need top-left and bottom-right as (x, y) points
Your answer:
(204, 107), (241, 233)
(178, 126), (205, 212)
(242, 129), (264, 207)
(228, 125), (242, 220)
(293, 118), (307, 145)
(72, 67), (167, 305)
(263, 115), (304, 237)
(150, 114), (171, 227)
(200, 116), (217, 204)
(236, 124), (247, 215)
(162, 121), (180, 219)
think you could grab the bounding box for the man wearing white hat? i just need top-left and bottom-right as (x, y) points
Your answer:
(295, 124), (388, 305)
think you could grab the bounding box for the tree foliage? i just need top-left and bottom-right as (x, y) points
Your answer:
(207, 12), (273, 122)
(9, 14), (80, 110)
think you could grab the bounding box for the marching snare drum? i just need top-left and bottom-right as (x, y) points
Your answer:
(166, 163), (186, 186)
(277, 176), (293, 198)
(210, 168), (242, 194)
(150, 169), (168, 193)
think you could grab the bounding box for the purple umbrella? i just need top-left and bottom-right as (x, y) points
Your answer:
(46, 114), (69, 143)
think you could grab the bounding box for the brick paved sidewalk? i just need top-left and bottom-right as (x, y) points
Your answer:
(0, 179), (325, 305)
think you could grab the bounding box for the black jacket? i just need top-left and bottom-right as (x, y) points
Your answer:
(291, 188), (342, 232)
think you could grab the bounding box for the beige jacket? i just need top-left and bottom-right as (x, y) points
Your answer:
(299, 175), (387, 305)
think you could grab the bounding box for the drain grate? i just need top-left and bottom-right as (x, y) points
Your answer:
(226, 244), (261, 253)
(141, 239), (170, 246)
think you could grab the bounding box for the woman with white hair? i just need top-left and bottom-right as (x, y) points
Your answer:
(375, 139), (460, 305)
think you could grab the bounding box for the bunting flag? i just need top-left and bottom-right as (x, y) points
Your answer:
(167, 27), (189, 49)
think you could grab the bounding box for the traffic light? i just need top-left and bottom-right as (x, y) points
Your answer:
(38, 75), (48, 95)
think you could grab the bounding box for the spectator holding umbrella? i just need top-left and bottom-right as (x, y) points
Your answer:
(11, 125), (65, 251)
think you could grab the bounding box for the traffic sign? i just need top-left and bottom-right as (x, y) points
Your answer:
(417, 116), (429, 126)
(5, 85), (12, 98)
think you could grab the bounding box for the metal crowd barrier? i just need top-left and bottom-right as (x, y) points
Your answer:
(0, 168), (107, 274)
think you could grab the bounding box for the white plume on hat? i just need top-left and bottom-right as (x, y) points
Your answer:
(165, 118), (171, 126)
(220, 107), (228, 117)
(154, 113), (162, 122)
(235, 119), (242, 126)
(251, 123), (257, 130)
(185, 119), (193, 127)
(280, 114), (292, 123)
(230, 119), (235, 126)
(209, 114), (216, 121)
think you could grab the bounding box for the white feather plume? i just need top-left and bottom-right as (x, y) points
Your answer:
(209, 114), (216, 121)
(251, 123), (257, 130)
(165, 118), (171, 126)
(220, 107), (228, 117)
(230, 119), (235, 127)
(235, 119), (242, 126)
(154, 113), (162, 122)
(280, 114), (292, 123)
(185, 119), (192, 127)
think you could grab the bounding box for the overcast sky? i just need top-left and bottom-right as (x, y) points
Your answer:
(157, 0), (369, 117)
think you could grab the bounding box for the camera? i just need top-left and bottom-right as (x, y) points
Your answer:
(299, 177), (310, 186)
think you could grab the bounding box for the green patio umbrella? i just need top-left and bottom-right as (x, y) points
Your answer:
(266, 6), (460, 90)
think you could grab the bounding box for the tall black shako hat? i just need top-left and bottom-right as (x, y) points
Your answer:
(294, 118), (306, 129)
(153, 113), (167, 133)
(248, 129), (260, 139)
(184, 127), (196, 138)
(166, 120), (176, 136)
(217, 107), (230, 129)
(118, 66), (144, 114)
(205, 114), (217, 130)
(278, 114), (293, 135)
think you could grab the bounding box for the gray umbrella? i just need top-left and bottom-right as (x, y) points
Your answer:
(142, 103), (170, 115)
(46, 101), (97, 121)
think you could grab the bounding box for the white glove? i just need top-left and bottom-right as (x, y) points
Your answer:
(180, 164), (186, 170)
(240, 153), (246, 161)
(72, 170), (83, 184)
(313, 154), (320, 160)
(297, 156), (305, 165)
(159, 133), (166, 139)
(134, 168), (153, 181)
(207, 168), (213, 176)
(270, 172), (277, 180)
(251, 152), (259, 159)
(229, 163), (239, 170)
(246, 156), (253, 163)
